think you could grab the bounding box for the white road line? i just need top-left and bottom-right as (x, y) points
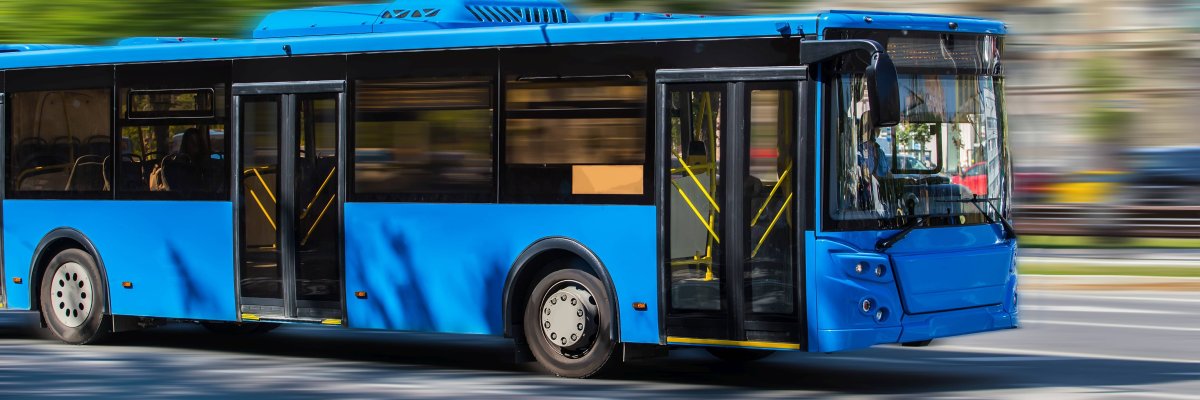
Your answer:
(1022, 292), (1200, 304)
(1023, 319), (1200, 332)
(1020, 257), (1200, 267)
(1020, 305), (1184, 315)
(926, 345), (1200, 364)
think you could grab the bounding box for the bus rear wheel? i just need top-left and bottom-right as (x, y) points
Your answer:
(39, 249), (110, 345)
(523, 268), (618, 378)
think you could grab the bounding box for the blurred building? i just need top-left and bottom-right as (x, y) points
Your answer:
(806, 0), (1200, 176)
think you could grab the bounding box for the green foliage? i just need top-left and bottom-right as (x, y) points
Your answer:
(1080, 58), (1134, 144)
(0, 1), (359, 44)
(894, 123), (932, 148)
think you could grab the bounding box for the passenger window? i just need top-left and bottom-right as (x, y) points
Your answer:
(7, 89), (112, 197)
(352, 77), (495, 202)
(116, 86), (229, 199)
(503, 74), (648, 203)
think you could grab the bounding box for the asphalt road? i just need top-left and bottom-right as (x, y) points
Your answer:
(0, 290), (1197, 399)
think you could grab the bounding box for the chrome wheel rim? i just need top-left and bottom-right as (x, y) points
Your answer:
(539, 280), (598, 356)
(50, 262), (94, 328)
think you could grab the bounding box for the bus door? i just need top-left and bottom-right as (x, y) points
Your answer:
(233, 81), (346, 323)
(657, 68), (807, 348)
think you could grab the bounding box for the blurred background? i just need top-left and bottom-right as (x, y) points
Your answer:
(2, 0), (1199, 257)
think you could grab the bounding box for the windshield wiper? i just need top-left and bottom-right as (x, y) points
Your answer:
(939, 195), (1018, 240)
(876, 216), (926, 252)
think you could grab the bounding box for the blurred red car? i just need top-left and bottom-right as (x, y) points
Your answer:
(952, 162), (988, 195)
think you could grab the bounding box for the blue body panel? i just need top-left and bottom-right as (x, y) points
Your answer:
(2, 200), (236, 321)
(810, 224), (1019, 352)
(343, 203), (659, 344)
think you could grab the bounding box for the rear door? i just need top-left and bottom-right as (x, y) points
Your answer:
(233, 81), (345, 323)
(657, 68), (808, 348)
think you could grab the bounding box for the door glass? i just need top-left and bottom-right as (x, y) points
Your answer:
(294, 94), (341, 316)
(240, 97), (282, 302)
(744, 88), (796, 315)
(667, 88), (725, 312)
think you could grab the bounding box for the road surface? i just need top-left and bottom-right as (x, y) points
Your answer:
(0, 289), (1196, 399)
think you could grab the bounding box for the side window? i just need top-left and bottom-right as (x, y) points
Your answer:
(503, 74), (649, 203)
(352, 77), (495, 202)
(7, 89), (113, 197)
(116, 85), (229, 199)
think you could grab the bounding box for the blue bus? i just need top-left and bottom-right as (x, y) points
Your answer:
(0, 0), (1016, 378)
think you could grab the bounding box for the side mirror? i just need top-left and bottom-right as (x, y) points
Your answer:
(865, 52), (901, 127)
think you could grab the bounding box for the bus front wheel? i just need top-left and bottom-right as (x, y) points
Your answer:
(39, 249), (110, 345)
(523, 268), (618, 378)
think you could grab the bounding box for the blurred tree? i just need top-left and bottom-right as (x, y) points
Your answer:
(0, 1), (359, 44)
(1080, 57), (1134, 172)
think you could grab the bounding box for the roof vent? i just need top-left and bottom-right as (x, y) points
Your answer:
(255, 0), (579, 38)
(465, 5), (571, 23)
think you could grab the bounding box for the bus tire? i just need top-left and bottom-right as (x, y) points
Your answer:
(201, 321), (280, 335)
(705, 347), (775, 363)
(523, 268), (618, 378)
(39, 248), (110, 345)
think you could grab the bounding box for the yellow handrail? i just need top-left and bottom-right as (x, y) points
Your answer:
(751, 193), (794, 258)
(301, 194), (337, 247)
(301, 167), (336, 220)
(673, 151), (720, 213)
(751, 163), (793, 227)
(248, 189), (277, 231)
(672, 181), (720, 243)
(250, 167), (277, 203)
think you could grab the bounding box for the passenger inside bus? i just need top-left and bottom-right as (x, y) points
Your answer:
(157, 128), (214, 193)
(855, 112), (888, 214)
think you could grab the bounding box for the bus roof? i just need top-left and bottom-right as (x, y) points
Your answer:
(0, 1), (1004, 71)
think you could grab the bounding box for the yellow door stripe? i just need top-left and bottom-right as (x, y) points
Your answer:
(667, 336), (801, 350)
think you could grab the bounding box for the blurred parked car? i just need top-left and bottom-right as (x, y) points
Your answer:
(1014, 166), (1060, 205)
(1122, 146), (1200, 206)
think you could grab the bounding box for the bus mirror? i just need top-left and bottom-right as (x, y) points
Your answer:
(866, 52), (901, 127)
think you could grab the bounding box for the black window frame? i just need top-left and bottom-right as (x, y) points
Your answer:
(4, 65), (116, 200)
(115, 60), (232, 201)
(347, 49), (499, 203)
(499, 45), (655, 205)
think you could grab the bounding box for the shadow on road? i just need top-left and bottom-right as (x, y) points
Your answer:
(1, 312), (1196, 397)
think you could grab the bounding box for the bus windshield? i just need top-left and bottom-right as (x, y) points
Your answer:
(825, 30), (1010, 231)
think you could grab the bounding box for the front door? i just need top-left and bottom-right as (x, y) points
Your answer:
(658, 68), (807, 347)
(234, 82), (345, 322)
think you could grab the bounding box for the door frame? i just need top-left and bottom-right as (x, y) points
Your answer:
(0, 93), (6, 309)
(654, 67), (809, 348)
(231, 80), (347, 322)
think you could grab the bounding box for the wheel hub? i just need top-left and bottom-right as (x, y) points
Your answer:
(50, 262), (93, 328)
(539, 283), (597, 351)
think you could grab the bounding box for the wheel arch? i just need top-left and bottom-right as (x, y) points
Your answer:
(27, 227), (111, 314)
(502, 237), (622, 342)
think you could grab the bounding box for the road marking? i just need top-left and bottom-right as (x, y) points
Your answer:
(1020, 305), (1184, 315)
(1023, 320), (1200, 332)
(927, 345), (1200, 364)
(1022, 292), (1200, 304)
(1020, 257), (1200, 267)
